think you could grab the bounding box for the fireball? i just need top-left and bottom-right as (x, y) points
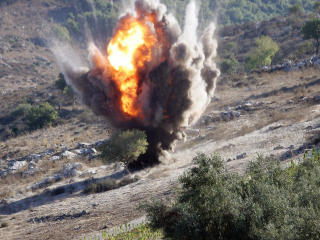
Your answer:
(92, 15), (158, 118)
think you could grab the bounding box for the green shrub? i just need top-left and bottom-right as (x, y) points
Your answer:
(289, 3), (304, 16)
(144, 151), (320, 240)
(11, 103), (32, 118)
(52, 24), (70, 41)
(84, 176), (139, 194)
(220, 55), (239, 74)
(66, 13), (80, 35)
(100, 129), (148, 166)
(302, 19), (320, 54)
(314, 1), (320, 13)
(293, 40), (314, 58)
(55, 73), (67, 91)
(25, 102), (58, 130)
(55, 73), (74, 99)
(245, 36), (279, 71)
(84, 178), (117, 194)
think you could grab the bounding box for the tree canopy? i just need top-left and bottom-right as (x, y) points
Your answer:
(302, 19), (320, 53)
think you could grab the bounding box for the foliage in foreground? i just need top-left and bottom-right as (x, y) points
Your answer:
(144, 150), (320, 240)
(100, 130), (148, 167)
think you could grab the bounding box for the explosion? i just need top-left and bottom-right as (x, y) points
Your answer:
(54, 0), (220, 168)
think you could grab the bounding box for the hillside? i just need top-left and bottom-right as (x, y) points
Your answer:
(1, 0), (320, 239)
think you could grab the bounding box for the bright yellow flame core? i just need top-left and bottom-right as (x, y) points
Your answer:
(107, 24), (144, 72)
(106, 19), (156, 118)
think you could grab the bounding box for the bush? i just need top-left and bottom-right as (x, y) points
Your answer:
(220, 55), (239, 74)
(302, 19), (320, 54)
(245, 36), (279, 71)
(84, 178), (117, 194)
(55, 73), (67, 91)
(100, 129), (148, 166)
(11, 103), (32, 118)
(84, 176), (139, 194)
(25, 102), (58, 130)
(52, 24), (71, 41)
(289, 3), (304, 16)
(55, 73), (74, 99)
(144, 151), (320, 240)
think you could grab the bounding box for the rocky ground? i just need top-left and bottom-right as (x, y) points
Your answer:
(1, 66), (320, 240)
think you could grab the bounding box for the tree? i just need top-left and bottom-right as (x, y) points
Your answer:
(55, 73), (75, 102)
(144, 152), (320, 240)
(55, 73), (67, 91)
(245, 36), (279, 71)
(289, 3), (303, 16)
(100, 129), (148, 167)
(302, 19), (320, 54)
(220, 55), (239, 74)
(314, 1), (320, 14)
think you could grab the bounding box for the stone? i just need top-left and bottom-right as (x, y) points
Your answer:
(50, 156), (60, 161)
(26, 154), (42, 162)
(93, 140), (105, 147)
(61, 151), (77, 159)
(274, 145), (284, 150)
(62, 163), (82, 178)
(8, 160), (27, 171)
(76, 142), (90, 149)
(73, 148), (97, 156)
(236, 153), (247, 160)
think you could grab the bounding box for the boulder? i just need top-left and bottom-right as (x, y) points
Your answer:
(236, 153), (247, 160)
(61, 151), (77, 159)
(62, 163), (82, 178)
(76, 142), (90, 149)
(8, 160), (27, 171)
(50, 156), (60, 161)
(73, 148), (97, 156)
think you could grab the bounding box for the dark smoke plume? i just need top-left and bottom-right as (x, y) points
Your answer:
(52, 0), (220, 168)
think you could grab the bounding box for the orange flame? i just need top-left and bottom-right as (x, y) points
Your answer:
(92, 15), (156, 118)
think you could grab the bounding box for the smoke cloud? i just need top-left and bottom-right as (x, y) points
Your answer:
(53, 0), (220, 168)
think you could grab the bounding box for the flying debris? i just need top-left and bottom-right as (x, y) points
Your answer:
(53, 0), (220, 168)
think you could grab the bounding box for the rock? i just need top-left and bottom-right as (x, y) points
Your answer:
(79, 169), (97, 177)
(61, 151), (77, 159)
(274, 145), (284, 150)
(280, 151), (293, 161)
(62, 163), (82, 178)
(73, 148), (97, 156)
(93, 140), (105, 147)
(313, 94), (320, 102)
(50, 156), (60, 161)
(8, 160), (27, 171)
(236, 153), (247, 160)
(199, 114), (215, 125)
(30, 174), (63, 191)
(76, 142), (90, 149)
(114, 162), (125, 172)
(26, 154), (42, 162)
(220, 111), (240, 121)
(42, 149), (54, 156)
